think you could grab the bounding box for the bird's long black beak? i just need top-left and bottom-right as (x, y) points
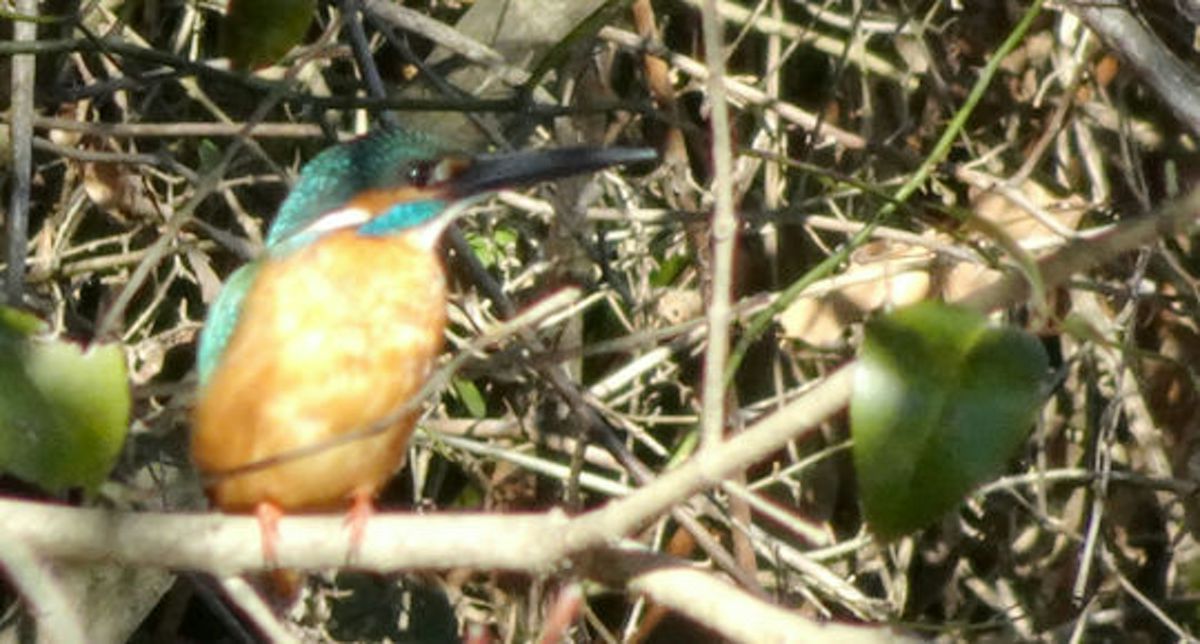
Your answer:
(445, 146), (658, 198)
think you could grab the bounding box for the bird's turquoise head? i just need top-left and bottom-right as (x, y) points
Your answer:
(265, 127), (657, 255)
(264, 128), (454, 251)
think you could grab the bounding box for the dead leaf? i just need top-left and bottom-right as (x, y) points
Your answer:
(781, 180), (1088, 345)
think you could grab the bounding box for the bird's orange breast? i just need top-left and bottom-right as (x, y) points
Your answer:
(191, 230), (447, 512)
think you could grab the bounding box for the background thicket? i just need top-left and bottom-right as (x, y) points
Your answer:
(5, 0), (1200, 641)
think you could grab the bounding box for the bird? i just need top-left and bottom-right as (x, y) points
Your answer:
(191, 126), (655, 574)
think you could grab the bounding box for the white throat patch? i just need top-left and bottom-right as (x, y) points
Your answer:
(300, 207), (373, 236)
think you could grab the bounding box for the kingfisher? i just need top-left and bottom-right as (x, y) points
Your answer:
(191, 126), (654, 567)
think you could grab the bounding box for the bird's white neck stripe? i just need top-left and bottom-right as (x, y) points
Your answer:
(300, 207), (372, 236)
(296, 192), (491, 250)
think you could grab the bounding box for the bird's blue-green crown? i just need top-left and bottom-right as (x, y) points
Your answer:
(265, 127), (455, 250)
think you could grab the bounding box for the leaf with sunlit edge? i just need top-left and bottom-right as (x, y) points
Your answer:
(851, 301), (1048, 540)
(0, 307), (130, 495)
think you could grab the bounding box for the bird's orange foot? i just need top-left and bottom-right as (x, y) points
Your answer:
(255, 501), (284, 567)
(256, 502), (302, 599)
(344, 490), (375, 562)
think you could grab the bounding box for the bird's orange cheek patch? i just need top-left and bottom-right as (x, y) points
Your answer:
(345, 186), (431, 214)
(345, 187), (451, 236)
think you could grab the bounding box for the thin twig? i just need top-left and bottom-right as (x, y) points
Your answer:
(5, 0), (37, 304)
(29, 117), (333, 139)
(698, 0), (738, 452)
(0, 539), (87, 644)
(1072, 2), (1200, 137)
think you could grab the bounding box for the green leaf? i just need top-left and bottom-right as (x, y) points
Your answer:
(0, 306), (46, 336)
(850, 301), (1047, 540)
(466, 227), (518, 270)
(196, 138), (222, 175)
(0, 308), (131, 495)
(221, 0), (315, 70)
(451, 378), (487, 419)
(650, 252), (689, 287)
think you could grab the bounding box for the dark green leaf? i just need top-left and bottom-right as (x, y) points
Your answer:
(851, 301), (1047, 539)
(196, 138), (222, 175)
(452, 378), (487, 419)
(221, 0), (314, 70)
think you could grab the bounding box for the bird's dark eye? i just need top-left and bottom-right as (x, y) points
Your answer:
(406, 161), (435, 187)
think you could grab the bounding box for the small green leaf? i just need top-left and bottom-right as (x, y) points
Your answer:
(0, 308), (131, 495)
(467, 232), (498, 268)
(196, 139), (222, 175)
(451, 378), (487, 419)
(851, 301), (1047, 540)
(650, 252), (689, 287)
(221, 0), (314, 70)
(466, 227), (518, 270)
(493, 227), (518, 249)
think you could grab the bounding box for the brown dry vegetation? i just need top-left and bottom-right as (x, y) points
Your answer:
(5, 0), (1200, 641)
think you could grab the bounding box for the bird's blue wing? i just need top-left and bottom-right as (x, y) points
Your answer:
(196, 261), (262, 385)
